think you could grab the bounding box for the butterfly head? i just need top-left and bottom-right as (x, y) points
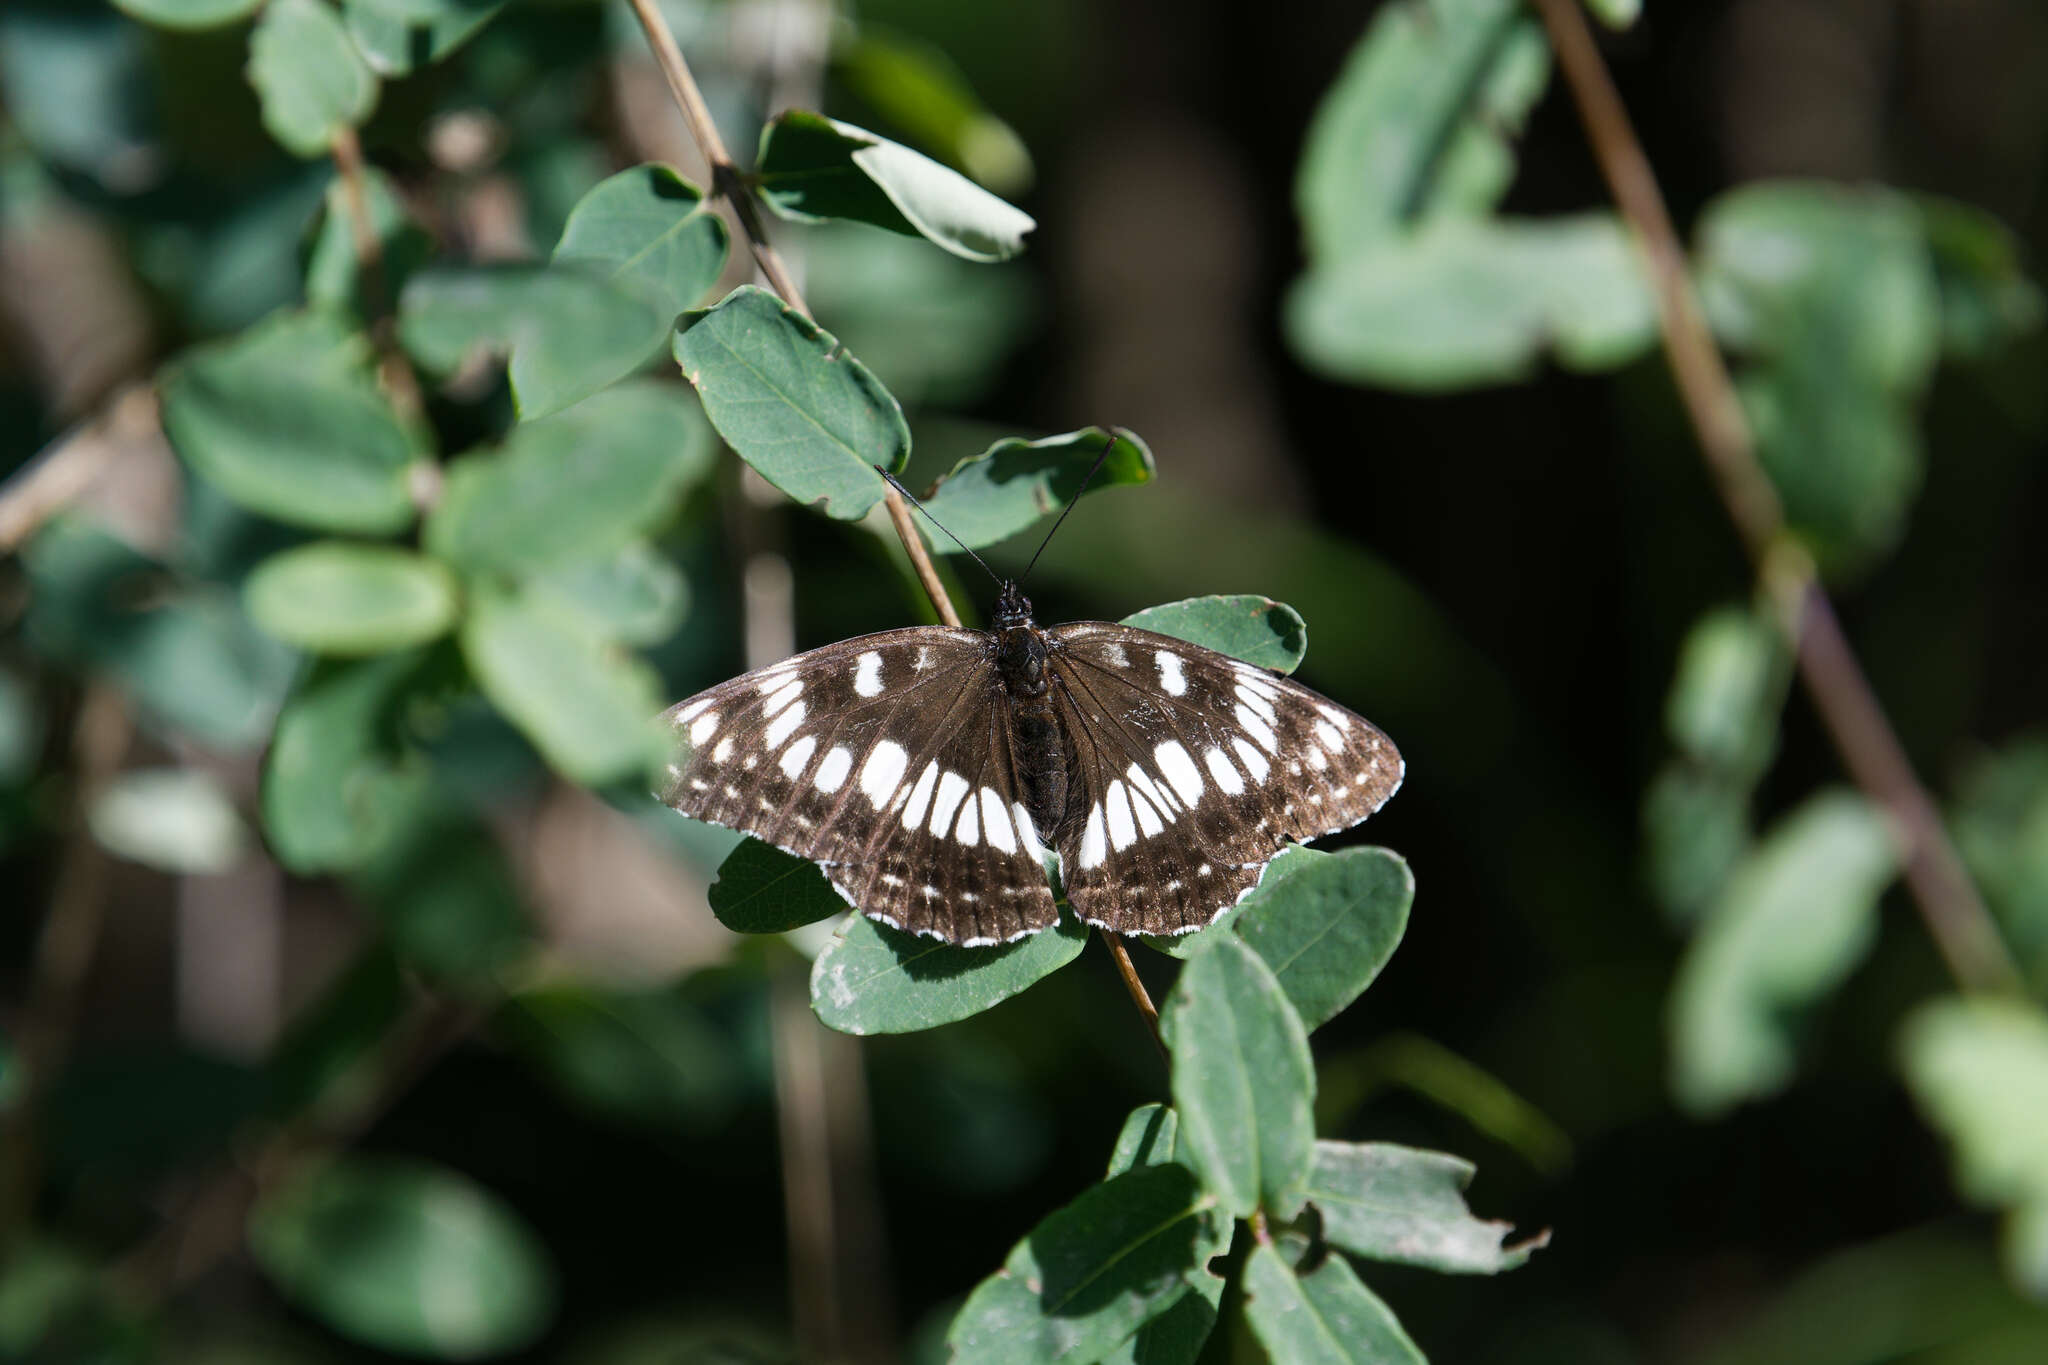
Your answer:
(992, 581), (1035, 629)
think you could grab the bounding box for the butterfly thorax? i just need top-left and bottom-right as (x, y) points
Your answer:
(991, 584), (1069, 838)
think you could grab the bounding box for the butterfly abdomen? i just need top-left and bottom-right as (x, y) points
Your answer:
(996, 618), (1069, 839)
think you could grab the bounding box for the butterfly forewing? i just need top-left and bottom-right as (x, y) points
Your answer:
(1044, 622), (1403, 936)
(658, 628), (1062, 944)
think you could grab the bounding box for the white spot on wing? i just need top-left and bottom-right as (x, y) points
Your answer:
(980, 788), (1016, 853)
(778, 734), (816, 779)
(1155, 651), (1187, 696)
(914, 647), (932, 671)
(853, 651), (883, 698)
(1155, 741), (1205, 806)
(712, 736), (733, 764)
(1316, 703), (1353, 730)
(689, 712), (719, 745)
(763, 700), (805, 748)
(1314, 719), (1344, 752)
(860, 740), (908, 808)
(928, 771), (970, 835)
(902, 762), (939, 829)
(1128, 782), (1164, 837)
(1233, 737), (1271, 782)
(1079, 804), (1107, 869)
(1234, 683), (1277, 725)
(1236, 704), (1278, 752)
(815, 746), (853, 792)
(675, 696), (714, 723)
(1307, 746), (1328, 771)
(1105, 781), (1137, 851)
(1012, 803), (1046, 856)
(755, 668), (795, 695)
(1104, 642), (1131, 668)
(762, 677), (802, 716)
(956, 792), (980, 845)
(1205, 747), (1245, 795)
(1126, 764), (1178, 818)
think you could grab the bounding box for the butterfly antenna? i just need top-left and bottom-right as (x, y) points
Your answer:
(1021, 427), (1122, 585)
(876, 466), (1004, 586)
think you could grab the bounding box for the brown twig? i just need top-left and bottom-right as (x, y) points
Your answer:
(621, 0), (962, 629)
(1530, 0), (2022, 995)
(330, 126), (428, 433)
(1101, 932), (1167, 1057)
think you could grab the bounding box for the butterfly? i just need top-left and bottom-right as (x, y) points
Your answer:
(655, 575), (1403, 946)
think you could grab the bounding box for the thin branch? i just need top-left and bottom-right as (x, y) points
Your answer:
(1100, 932), (1167, 1058)
(0, 385), (153, 554)
(1530, 0), (2022, 995)
(330, 127), (428, 435)
(621, 0), (962, 629)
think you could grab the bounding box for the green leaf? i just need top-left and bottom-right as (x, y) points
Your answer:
(246, 0), (378, 158)
(672, 285), (910, 518)
(1583, 0), (1641, 29)
(305, 165), (434, 316)
(398, 267), (670, 421)
(917, 427), (1154, 550)
(1107, 1103), (1182, 1178)
(160, 312), (422, 536)
(343, 0), (506, 78)
(1671, 790), (1899, 1115)
(809, 910), (1088, 1035)
(1900, 997), (2048, 1299)
(249, 1155), (555, 1358)
(353, 813), (529, 985)
(1121, 595), (1308, 675)
(709, 838), (847, 935)
(245, 543), (458, 656)
(1307, 1140), (1542, 1273)
(89, 768), (249, 875)
(112, 0), (262, 30)
(501, 983), (741, 1135)
(1664, 604), (1788, 778)
(554, 163), (729, 318)
(1161, 935), (1316, 1220)
(831, 29), (1034, 194)
(1296, 0), (1549, 259)
(1242, 1243), (1425, 1365)
(529, 542), (688, 646)
(424, 381), (712, 576)
(755, 111), (1035, 262)
(262, 652), (435, 875)
(460, 587), (665, 786)
(1643, 764), (1752, 927)
(1232, 846), (1413, 1029)
(263, 947), (406, 1118)
(1287, 216), (1657, 389)
(1951, 736), (2048, 981)
(946, 1164), (1223, 1365)
(1917, 195), (2044, 357)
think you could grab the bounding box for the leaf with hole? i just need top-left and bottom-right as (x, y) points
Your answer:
(246, 0), (378, 157)
(918, 427), (1153, 550)
(1122, 595), (1308, 675)
(809, 908), (1087, 1035)
(1307, 1140), (1542, 1273)
(1242, 1243), (1424, 1365)
(672, 285), (910, 518)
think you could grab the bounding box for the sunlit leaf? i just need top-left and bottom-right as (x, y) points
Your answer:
(917, 427), (1153, 550)
(249, 1155), (555, 1358)
(529, 542), (688, 647)
(1242, 1243), (1425, 1365)
(1665, 604), (1788, 779)
(1121, 596), (1308, 675)
(1231, 846), (1413, 1029)
(246, 0), (378, 158)
(245, 542), (458, 656)
(88, 768), (248, 875)
(708, 838), (847, 935)
(113, 0), (262, 30)
(672, 285), (909, 518)
(1107, 1103), (1182, 1178)
(1583, 0), (1641, 28)
(343, 0), (506, 78)
(1671, 790), (1898, 1115)
(554, 163), (729, 318)
(1161, 936), (1316, 1220)
(809, 909), (1087, 1035)
(832, 29), (1034, 193)
(1307, 1140), (1542, 1273)
(756, 111), (1035, 262)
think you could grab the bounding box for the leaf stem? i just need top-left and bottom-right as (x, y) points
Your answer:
(329, 126), (427, 437)
(1101, 931), (1167, 1057)
(622, 0), (962, 628)
(1529, 0), (2022, 995)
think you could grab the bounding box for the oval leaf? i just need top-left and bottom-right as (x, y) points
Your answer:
(245, 543), (457, 656)
(1665, 604), (1788, 778)
(1161, 935), (1316, 1220)
(1234, 846), (1413, 1029)
(114, 0), (263, 30)
(554, 163), (729, 317)
(1242, 1243), (1425, 1365)
(246, 0), (377, 158)
(249, 1155), (555, 1358)
(672, 285), (909, 517)
(1122, 595), (1308, 675)
(809, 909), (1086, 1035)
(946, 1164), (1222, 1365)
(425, 381), (712, 576)
(262, 652), (435, 875)
(460, 588), (665, 786)
(343, 0), (506, 78)
(919, 427), (1154, 550)
(709, 838), (847, 935)
(529, 541), (688, 646)
(89, 767), (248, 875)
(756, 111), (1035, 263)
(1307, 1140), (1543, 1274)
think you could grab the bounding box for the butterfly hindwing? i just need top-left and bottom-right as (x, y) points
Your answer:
(659, 628), (1062, 944)
(1044, 622), (1403, 936)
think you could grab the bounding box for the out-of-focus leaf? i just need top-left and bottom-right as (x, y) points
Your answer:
(832, 28), (1034, 193)
(530, 542), (687, 646)
(353, 813), (529, 985)
(1901, 997), (2048, 1299)
(460, 587), (665, 786)
(1952, 736), (2048, 982)
(1643, 764), (1752, 927)
(1107, 1103), (1181, 1178)
(918, 427), (1152, 550)
(1242, 1243), (1425, 1365)
(1162, 936), (1316, 1220)
(1287, 216), (1656, 389)
(0, 666), (40, 785)
(0, 6), (163, 192)
(1120, 595), (1309, 677)
(1314, 1032), (1575, 1176)
(672, 285), (909, 518)
(809, 910), (1087, 1036)
(1670, 790), (1899, 1115)
(756, 111), (1035, 263)
(88, 767), (248, 875)
(262, 651), (435, 874)
(249, 1155), (555, 1358)
(424, 382), (712, 576)
(1230, 847), (1413, 1029)
(263, 946), (407, 1119)
(708, 839), (846, 935)
(398, 266), (669, 421)
(1665, 605), (1787, 776)
(946, 1164), (1222, 1365)
(245, 542), (458, 656)
(343, 0), (507, 78)
(113, 0), (262, 30)
(501, 983), (741, 1134)
(1296, 0), (1549, 260)
(0, 1239), (120, 1360)
(554, 163), (728, 318)
(1917, 196), (2044, 357)
(305, 165), (434, 316)
(246, 0), (378, 158)
(160, 311), (422, 535)
(1583, 0), (1641, 28)
(23, 518), (297, 750)
(1307, 1140), (1542, 1273)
